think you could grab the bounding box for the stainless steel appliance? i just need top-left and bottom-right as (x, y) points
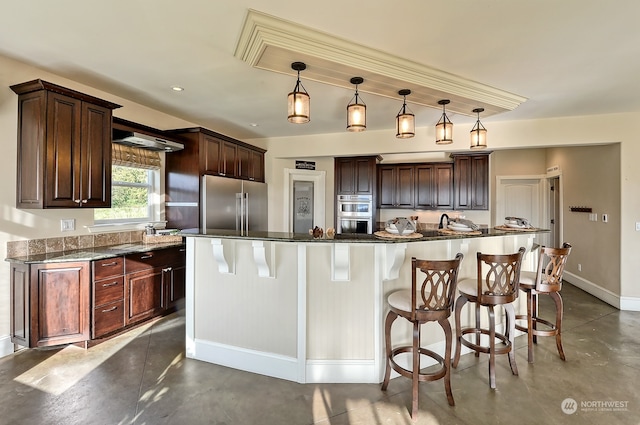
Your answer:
(202, 175), (268, 232)
(336, 194), (373, 234)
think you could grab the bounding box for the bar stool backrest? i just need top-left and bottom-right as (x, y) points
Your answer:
(535, 242), (572, 293)
(411, 253), (464, 321)
(476, 247), (526, 305)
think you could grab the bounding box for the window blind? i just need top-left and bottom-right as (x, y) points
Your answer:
(111, 143), (161, 169)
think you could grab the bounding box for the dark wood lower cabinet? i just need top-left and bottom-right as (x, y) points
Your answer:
(10, 262), (90, 348)
(10, 245), (186, 348)
(125, 267), (165, 325)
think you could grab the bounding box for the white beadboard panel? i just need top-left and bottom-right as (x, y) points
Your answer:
(193, 238), (299, 358)
(306, 244), (376, 360)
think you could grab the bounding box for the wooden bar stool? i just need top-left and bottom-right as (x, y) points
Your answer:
(452, 247), (525, 389)
(381, 254), (463, 420)
(515, 243), (572, 363)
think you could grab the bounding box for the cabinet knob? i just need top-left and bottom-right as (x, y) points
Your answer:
(74, 199), (81, 204)
(162, 267), (172, 272)
(82, 199), (88, 204)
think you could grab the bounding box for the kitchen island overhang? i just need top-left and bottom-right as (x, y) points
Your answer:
(181, 228), (547, 384)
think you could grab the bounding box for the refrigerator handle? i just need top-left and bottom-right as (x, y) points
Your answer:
(245, 193), (249, 231)
(236, 193), (242, 231)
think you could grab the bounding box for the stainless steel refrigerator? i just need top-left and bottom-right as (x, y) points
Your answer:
(201, 175), (268, 231)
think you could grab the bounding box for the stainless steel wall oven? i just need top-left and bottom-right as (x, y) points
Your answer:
(336, 194), (373, 234)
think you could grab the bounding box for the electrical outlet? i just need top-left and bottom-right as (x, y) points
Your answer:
(578, 263), (582, 272)
(636, 222), (640, 231)
(60, 219), (75, 232)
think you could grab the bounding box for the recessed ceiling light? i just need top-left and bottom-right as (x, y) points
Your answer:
(171, 86), (184, 92)
(249, 123), (259, 127)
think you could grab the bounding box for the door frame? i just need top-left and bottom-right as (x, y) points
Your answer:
(284, 168), (326, 232)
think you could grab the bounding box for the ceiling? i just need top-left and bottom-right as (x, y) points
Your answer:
(1, 0), (639, 142)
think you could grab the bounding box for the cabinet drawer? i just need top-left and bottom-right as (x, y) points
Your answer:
(93, 300), (124, 338)
(94, 276), (124, 306)
(93, 257), (124, 280)
(125, 247), (185, 273)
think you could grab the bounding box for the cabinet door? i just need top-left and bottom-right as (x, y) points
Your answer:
(44, 92), (82, 208)
(202, 135), (222, 175)
(433, 163), (454, 209)
(249, 150), (264, 182)
(470, 155), (489, 210)
(378, 165), (414, 208)
(395, 165), (415, 208)
(336, 158), (356, 194)
(30, 262), (90, 347)
(221, 141), (238, 177)
(125, 268), (164, 325)
(10, 263), (30, 347)
(237, 145), (251, 180)
(80, 101), (112, 208)
(164, 264), (186, 308)
(354, 157), (375, 194)
(377, 165), (396, 207)
(414, 164), (434, 209)
(454, 154), (489, 210)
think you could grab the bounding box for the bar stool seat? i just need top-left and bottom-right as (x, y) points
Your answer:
(515, 243), (572, 363)
(381, 254), (463, 420)
(452, 248), (526, 389)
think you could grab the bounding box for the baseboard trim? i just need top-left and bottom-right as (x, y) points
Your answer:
(0, 335), (14, 358)
(563, 272), (626, 309)
(189, 339), (299, 382)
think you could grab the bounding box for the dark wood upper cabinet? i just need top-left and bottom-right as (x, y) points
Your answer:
(335, 156), (377, 195)
(452, 152), (490, 210)
(378, 164), (415, 208)
(11, 79), (121, 209)
(165, 127), (266, 229)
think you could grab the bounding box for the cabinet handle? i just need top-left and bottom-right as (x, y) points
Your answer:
(179, 248), (186, 252)
(102, 281), (119, 287)
(101, 261), (118, 267)
(101, 306), (118, 313)
(140, 254), (153, 260)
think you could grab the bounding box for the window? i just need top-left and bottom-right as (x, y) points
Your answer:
(94, 143), (161, 225)
(94, 165), (158, 223)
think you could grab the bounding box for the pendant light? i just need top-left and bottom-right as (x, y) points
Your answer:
(435, 99), (453, 145)
(287, 62), (310, 124)
(470, 107), (487, 149)
(346, 77), (366, 132)
(395, 89), (415, 139)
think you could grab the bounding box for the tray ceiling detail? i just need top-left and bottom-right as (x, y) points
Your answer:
(235, 9), (527, 117)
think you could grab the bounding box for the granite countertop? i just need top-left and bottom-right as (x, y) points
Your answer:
(180, 227), (548, 243)
(5, 240), (185, 265)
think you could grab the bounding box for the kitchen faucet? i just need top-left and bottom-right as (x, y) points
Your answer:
(438, 213), (450, 229)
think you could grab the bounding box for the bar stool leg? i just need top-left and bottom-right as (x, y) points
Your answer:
(452, 295), (467, 368)
(550, 291), (566, 361)
(526, 289), (535, 363)
(488, 305), (496, 389)
(411, 321), (420, 420)
(440, 318), (455, 406)
(381, 311), (398, 391)
(504, 303), (519, 376)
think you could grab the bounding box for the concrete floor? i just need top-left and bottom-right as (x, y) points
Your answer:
(1, 283), (638, 425)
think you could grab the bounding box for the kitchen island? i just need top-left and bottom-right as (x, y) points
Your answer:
(182, 228), (546, 383)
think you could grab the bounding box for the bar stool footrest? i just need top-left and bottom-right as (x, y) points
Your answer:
(459, 327), (511, 355)
(389, 346), (447, 382)
(514, 315), (559, 336)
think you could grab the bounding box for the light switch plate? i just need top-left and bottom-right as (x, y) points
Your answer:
(602, 214), (608, 223)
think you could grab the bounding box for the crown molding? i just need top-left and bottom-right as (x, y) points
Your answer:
(235, 9), (527, 116)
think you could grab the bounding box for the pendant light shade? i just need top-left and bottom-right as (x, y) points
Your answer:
(346, 77), (366, 132)
(287, 62), (310, 124)
(396, 89), (415, 139)
(435, 99), (453, 145)
(470, 107), (487, 149)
